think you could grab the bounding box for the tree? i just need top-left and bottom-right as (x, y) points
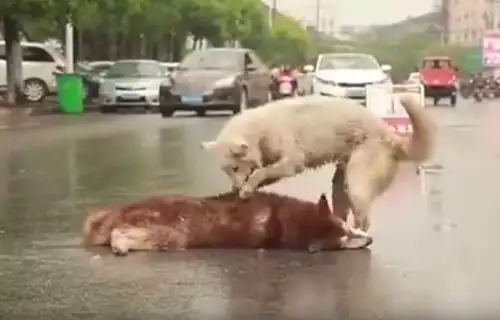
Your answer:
(258, 16), (310, 67)
(2, 0), (313, 105)
(1, 0), (91, 104)
(352, 30), (469, 82)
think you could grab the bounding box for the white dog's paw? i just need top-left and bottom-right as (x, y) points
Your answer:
(340, 235), (373, 249)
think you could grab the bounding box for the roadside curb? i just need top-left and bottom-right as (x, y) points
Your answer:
(0, 104), (99, 117)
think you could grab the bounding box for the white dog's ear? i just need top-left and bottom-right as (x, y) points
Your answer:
(201, 140), (217, 151)
(230, 141), (248, 156)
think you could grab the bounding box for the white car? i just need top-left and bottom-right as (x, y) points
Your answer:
(160, 62), (179, 75)
(87, 60), (115, 76)
(407, 72), (421, 84)
(305, 53), (392, 103)
(0, 41), (66, 102)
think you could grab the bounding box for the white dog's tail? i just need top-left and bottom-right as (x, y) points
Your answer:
(393, 94), (436, 163)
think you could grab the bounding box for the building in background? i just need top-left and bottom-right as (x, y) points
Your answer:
(447, 0), (500, 45)
(335, 25), (371, 40)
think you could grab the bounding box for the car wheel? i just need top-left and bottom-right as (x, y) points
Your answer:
(233, 88), (248, 114)
(450, 95), (457, 107)
(23, 79), (47, 103)
(82, 84), (89, 100)
(160, 109), (174, 118)
(196, 109), (207, 117)
(265, 90), (273, 103)
(99, 105), (116, 113)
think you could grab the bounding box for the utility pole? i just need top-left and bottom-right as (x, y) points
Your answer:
(270, 0), (277, 29)
(315, 0), (321, 45)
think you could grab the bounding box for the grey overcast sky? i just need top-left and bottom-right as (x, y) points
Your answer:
(263, 0), (436, 26)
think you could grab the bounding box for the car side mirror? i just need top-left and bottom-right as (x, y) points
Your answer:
(303, 65), (314, 73)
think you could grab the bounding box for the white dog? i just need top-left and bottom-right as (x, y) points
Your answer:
(201, 94), (435, 230)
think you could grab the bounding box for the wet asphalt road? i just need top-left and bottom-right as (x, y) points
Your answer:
(1, 99), (500, 319)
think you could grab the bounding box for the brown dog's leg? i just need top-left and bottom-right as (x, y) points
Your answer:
(332, 163), (350, 222)
(110, 227), (154, 256)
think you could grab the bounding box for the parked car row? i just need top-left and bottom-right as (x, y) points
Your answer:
(96, 48), (275, 116)
(0, 40), (179, 104)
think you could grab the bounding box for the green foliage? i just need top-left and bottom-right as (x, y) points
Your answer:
(2, 0), (312, 66)
(258, 16), (311, 66)
(352, 31), (469, 81)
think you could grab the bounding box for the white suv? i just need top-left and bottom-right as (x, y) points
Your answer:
(305, 53), (392, 103)
(0, 41), (66, 102)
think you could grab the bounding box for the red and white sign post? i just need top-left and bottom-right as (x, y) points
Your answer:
(365, 83), (424, 137)
(366, 83), (427, 189)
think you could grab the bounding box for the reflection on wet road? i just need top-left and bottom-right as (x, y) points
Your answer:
(1, 101), (500, 319)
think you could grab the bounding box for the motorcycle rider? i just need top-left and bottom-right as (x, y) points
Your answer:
(471, 72), (486, 90)
(271, 64), (298, 99)
(471, 72), (487, 101)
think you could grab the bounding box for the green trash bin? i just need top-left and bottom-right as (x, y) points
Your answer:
(56, 73), (83, 114)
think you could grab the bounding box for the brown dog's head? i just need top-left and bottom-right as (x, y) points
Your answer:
(309, 193), (372, 252)
(83, 208), (119, 247)
(315, 193), (341, 236)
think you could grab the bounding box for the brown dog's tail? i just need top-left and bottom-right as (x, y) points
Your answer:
(393, 93), (436, 163)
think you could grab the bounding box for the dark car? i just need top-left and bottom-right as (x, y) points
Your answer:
(159, 48), (273, 117)
(75, 62), (106, 102)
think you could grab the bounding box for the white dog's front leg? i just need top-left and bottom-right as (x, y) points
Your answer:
(239, 158), (304, 198)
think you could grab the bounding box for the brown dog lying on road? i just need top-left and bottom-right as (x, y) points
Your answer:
(83, 191), (372, 255)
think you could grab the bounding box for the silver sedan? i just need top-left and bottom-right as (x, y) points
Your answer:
(98, 59), (171, 113)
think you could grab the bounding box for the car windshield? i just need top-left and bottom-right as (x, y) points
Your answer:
(91, 63), (113, 72)
(422, 59), (451, 69)
(105, 61), (162, 78)
(318, 55), (379, 70)
(75, 61), (97, 74)
(178, 50), (242, 70)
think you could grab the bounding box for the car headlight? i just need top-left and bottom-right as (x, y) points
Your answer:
(213, 76), (236, 89)
(99, 82), (115, 95)
(314, 77), (336, 86)
(160, 78), (172, 87)
(374, 77), (391, 84)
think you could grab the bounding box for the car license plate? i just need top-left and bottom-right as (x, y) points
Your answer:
(347, 88), (365, 97)
(181, 95), (203, 104)
(279, 82), (292, 94)
(120, 93), (140, 100)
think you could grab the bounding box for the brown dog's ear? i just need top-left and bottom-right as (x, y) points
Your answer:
(317, 193), (331, 217)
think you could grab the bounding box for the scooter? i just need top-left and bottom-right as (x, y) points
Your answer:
(472, 88), (484, 102)
(459, 79), (474, 99)
(274, 74), (297, 100)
